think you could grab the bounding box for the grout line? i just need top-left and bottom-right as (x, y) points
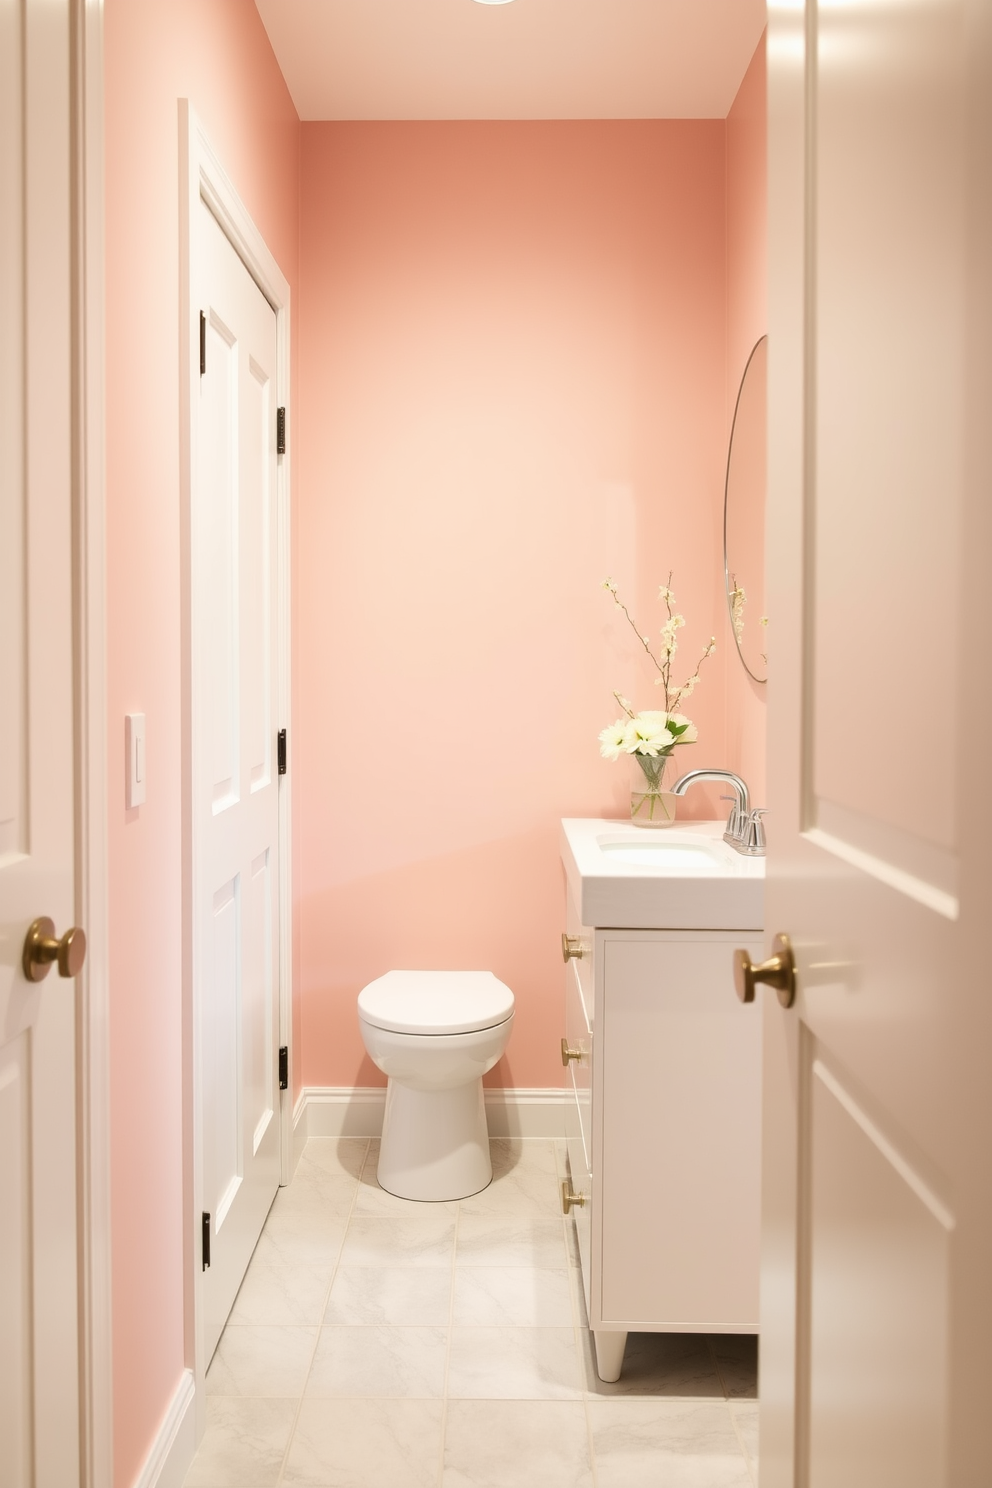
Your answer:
(727, 1398), (760, 1488)
(437, 1199), (460, 1488)
(274, 1135), (369, 1485)
(707, 1336), (759, 1487)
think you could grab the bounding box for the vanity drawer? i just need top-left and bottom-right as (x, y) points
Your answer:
(565, 957), (592, 1170)
(564, 1113), (593, 1321)
(565, 892), (594, 1028)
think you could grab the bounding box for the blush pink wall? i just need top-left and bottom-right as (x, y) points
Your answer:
(724, 35), (768, 802)
(297, 121), (731, 1092)
(103, 5), (299, 1484)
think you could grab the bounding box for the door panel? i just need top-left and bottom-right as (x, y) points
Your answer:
(197, 200), (281, 1359)
(807, 1053), (950, 1488)
(764, 0), (991, 1482)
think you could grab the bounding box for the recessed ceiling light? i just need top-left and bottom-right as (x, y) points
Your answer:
(472, 0), (516, 5)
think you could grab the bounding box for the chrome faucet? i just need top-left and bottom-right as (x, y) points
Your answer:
(669, 769), (766, 856)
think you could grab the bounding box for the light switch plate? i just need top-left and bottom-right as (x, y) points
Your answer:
(126, 713), (146, 808)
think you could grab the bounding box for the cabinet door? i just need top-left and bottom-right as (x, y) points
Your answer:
(599, 935), (762, 1329)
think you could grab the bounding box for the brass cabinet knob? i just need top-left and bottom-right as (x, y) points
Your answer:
(561, 933), (586, 962)
(561, 1037), (584, 1067)
(561, 1179), (587, 1213)
(22, 917), (87, 982)
(734, 932), (796, 1009)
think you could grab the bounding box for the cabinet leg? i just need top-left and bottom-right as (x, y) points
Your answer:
(593, 1329), (628, 1383)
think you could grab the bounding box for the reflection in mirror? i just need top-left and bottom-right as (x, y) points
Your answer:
(724, 335), (768, 684)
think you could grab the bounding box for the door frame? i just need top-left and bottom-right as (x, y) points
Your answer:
(178, 101), (294, 1409)
(72, 1), (113, 1483)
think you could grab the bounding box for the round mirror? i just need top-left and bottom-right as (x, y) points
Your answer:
(724, 335), (768, 684)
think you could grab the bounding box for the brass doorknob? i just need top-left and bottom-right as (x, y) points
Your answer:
(561, 1179), (587, 1213)
(22, 917), (87, 982)
(734, 932), (796, 1009)
(561, 933), (586, 962)
(561, 1037), (583, 1066)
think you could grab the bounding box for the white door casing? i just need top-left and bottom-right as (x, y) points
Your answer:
(0, 1), (110, 1485)
(763, 1), (992, 1485)
(180, 105), (293, 1384)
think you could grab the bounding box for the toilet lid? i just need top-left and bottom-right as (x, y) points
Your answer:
(357, 970), (515, 1035)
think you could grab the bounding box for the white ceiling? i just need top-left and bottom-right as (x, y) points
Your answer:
(253, 0), (767, 122)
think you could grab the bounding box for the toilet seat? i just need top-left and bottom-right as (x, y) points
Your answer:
(358, 970), (514, 1036)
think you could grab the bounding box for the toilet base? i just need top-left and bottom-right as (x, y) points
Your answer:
(377, 1076), (493, 1201)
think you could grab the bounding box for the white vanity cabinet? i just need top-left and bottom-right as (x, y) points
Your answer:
(559, 818), (764, 1382)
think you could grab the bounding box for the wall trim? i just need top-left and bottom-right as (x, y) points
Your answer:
(72, 1), (114, 1483)
(132, 1370), (195, 1488)
(295, 1087), (567, 1142)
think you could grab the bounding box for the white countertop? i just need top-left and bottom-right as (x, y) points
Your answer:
(560, 817), (765, 931)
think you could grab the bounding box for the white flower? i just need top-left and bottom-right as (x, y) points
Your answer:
(666, 713), (698, 744)
(626, 711), (673, 757)
(598, 721), (631, 760)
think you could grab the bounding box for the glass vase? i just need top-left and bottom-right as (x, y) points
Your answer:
(628, 750), (678, 828)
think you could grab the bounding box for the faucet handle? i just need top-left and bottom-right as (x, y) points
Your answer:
(743, 808), (769, 855)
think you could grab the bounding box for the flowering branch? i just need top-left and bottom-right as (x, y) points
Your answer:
(601, 575), (715, 715)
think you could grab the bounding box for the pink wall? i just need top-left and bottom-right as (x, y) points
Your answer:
(103, 5), (299, 1484)
(297, 122), (731, 1091)
(724, 35), (768, 801)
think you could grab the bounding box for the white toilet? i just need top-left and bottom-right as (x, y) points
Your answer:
(357, 970), (515, 1201)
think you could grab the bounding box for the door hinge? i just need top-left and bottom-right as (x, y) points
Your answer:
(202, 1211), (211, 1271)
(279, 1045), (289, 1091)
(199, 311), (206, 376)
(277, 406), (286, 454)
(277, 728), (287, 775)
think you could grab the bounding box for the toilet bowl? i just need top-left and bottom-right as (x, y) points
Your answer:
(357, 970), (514, 1201)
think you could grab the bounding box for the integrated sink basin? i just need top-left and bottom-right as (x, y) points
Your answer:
(561, 817), (764, 930)
(596, 835), (728, 871)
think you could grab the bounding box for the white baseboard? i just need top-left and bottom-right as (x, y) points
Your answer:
(132, 1368), (195, 1488)
(296, 1086), (567, 1141)
(292, 1089), (309, 1173)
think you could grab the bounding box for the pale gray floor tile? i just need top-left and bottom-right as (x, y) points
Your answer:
(205, 1325), (317, 1397)
(282, 1167), (363, 1216)
(489, 1139), (559, 1179)
(567, 1263), (590, 1330)
(447, 1327), (581, 1400)
(458, 1163), (562, 1220)
(182, 1397), (296, 1488)
(339, 1214), (456, 1269)
(710, 1332), (759, 1399)
(730, 1400), (759, 1482)
(251, 1189), (347, 1267)
(581, 1330), (724, 1399)
(324, 1266), (453, 1327)
(352, 1168), (459, 1218)
(442, 1400), (593, 1488)
(456, 1213), (567, 1269)
(306, 1324), (448, 1398)
(452, 1267), (572, 1327)
(251, 1223), (344, 1270)
(589, 1399), (753, 1488)
(299, 1136), (369, 1180)
(283, 1397), (444, 1488)
(229, 1254), (331, 1327)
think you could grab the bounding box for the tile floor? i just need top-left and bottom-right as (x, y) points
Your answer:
(183, 1137), (758, 1488)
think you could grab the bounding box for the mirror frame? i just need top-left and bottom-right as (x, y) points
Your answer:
(723, 334), (768, 685)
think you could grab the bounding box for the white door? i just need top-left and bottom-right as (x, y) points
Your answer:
(762, 0), (991, 1484)
(195, 200), (282, 1359)
(0, 1), (83, 1485)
